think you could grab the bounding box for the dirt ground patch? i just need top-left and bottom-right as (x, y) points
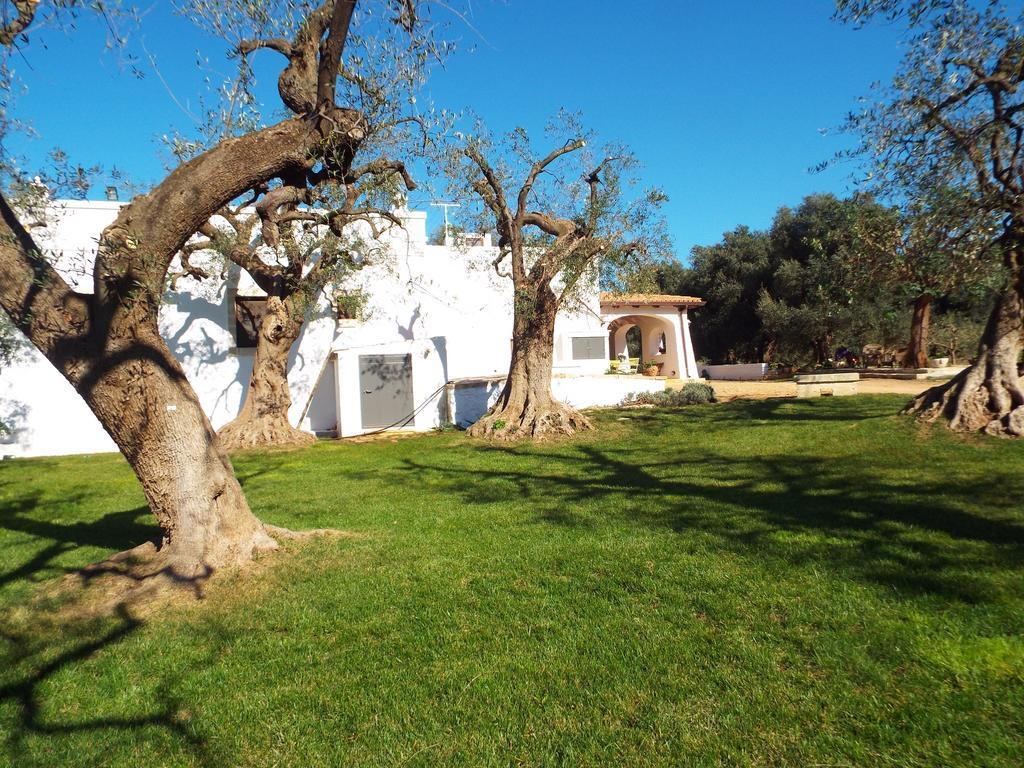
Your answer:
(668, 377), (947, 401)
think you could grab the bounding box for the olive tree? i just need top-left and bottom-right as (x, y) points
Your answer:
(167, 3), (439, 451)
(445, 115), (670, 440)
(851, 189), (997, 368)
(838, 0), (1024, 435)
(0, 0), (439, 599)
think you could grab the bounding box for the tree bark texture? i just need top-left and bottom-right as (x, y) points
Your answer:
(0, 1), (366, 601)
(0, 95), (361, 593)
(905, 238), (1024, 436)
(468, 284), (591, 440)
(907, 294), (932, 369)
(0, 198), (275, 583)
(218, 296), (316, 451)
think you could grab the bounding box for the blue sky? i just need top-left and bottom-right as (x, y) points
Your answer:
(6, 1), (904, 262)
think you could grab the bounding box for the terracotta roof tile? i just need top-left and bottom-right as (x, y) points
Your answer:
(600, 292), (705, 307)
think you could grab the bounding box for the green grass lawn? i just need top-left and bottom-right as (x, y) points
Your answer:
(1, 395), (1022, 767)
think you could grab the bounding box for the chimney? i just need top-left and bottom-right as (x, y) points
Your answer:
(105, 186), (118, 201)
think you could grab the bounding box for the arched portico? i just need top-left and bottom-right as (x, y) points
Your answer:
(600, 293), (704, 379)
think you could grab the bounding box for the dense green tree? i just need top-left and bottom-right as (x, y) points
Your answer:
(651, 259), (693, 297)
(684, 226), (775, 363)
(837, 0), (1024, 435)
(758, 194), (894, 366)
(670, 193), (903, 367)
(850, 189), (998, 368)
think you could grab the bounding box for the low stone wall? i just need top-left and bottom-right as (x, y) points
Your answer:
(795, 372), (859, 398)
(701, 363), (769, 381)
(553, 375), (665, 409)
(448, 375), (666, 428)
(448, 376), (506, 429)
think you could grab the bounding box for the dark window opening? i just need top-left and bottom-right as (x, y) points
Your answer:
(572, 336), (605, 360)
(625, 326), (642, 358)
(234, 296), (267, 348)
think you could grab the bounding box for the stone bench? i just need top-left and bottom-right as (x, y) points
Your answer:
(794, 372), (859, 398)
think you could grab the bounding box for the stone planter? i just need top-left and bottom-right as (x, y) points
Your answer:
(928, 357), (950, 368)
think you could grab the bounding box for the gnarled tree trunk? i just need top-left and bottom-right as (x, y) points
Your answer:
(468, 284), (591, 440)
(83, 322), (278, 577)
(0, 0), (362, 603)
(0, 197), (277, 596)
(218, 295), (315, 451)
(907, 293), (932, 369)
(905, 240), (1024, 436)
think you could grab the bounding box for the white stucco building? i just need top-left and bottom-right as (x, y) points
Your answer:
(0, 200), (704, 457)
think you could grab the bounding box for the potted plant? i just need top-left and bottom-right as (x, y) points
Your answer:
(641, 361), (662, 377)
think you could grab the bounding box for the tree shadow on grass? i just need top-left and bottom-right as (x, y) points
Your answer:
(0, 490), (158, 589)
(610, 396), (905, 432)
(401, 436), (1024, 604)
(231, 449), (309, 488)
(0, 446), (304, 593)
(0, 604), (215, 767)
(0, 488), (221, 763)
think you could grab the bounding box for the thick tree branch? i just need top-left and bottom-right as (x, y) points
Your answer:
(0, 193), (90, 364)
(317, 0), (357, 110)
(348, 158), (416, 190)
(0, 0), (37, 46)
(225, 243), (282, 295)
(463, 145), (513, 231)
(520, 211), (577, 238)
(516, 138), (585, 219)
(237, 37), (293, 58)
(255, 184), (312, 248)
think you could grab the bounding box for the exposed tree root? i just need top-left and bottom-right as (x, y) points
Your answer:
(467, 401), (593, 441)
(32, 524), (349, 619)
(217, 417), (317, 452)
(903, 362), (1024, 437)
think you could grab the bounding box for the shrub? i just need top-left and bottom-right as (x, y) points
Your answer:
(679, 382), (717, 403)
(622, 382), (716, 407)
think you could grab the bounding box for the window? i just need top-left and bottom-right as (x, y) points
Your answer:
(571, 336), (606, 360)
(234, 296), (267, 349)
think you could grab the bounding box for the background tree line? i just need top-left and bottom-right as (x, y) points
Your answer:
(655, 192), (1000, 369)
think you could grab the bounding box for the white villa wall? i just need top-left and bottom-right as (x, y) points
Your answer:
(553, 295), (612, 376)
(553, 375), (664, 409)
(332, 336), (449, 437)
(0, 350), (118, 457)
(0, 200), (673, 457)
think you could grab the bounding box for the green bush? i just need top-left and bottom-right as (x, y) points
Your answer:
(622, 382), (716, 407)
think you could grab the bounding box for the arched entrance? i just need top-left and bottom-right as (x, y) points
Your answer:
(608, 314), (680, 377)
(600, 293), (704, 379)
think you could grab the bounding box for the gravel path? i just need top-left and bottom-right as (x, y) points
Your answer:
(668, 377), (949, 401)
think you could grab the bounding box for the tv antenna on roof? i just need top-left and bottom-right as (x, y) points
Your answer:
(430, 201), (460, 245)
